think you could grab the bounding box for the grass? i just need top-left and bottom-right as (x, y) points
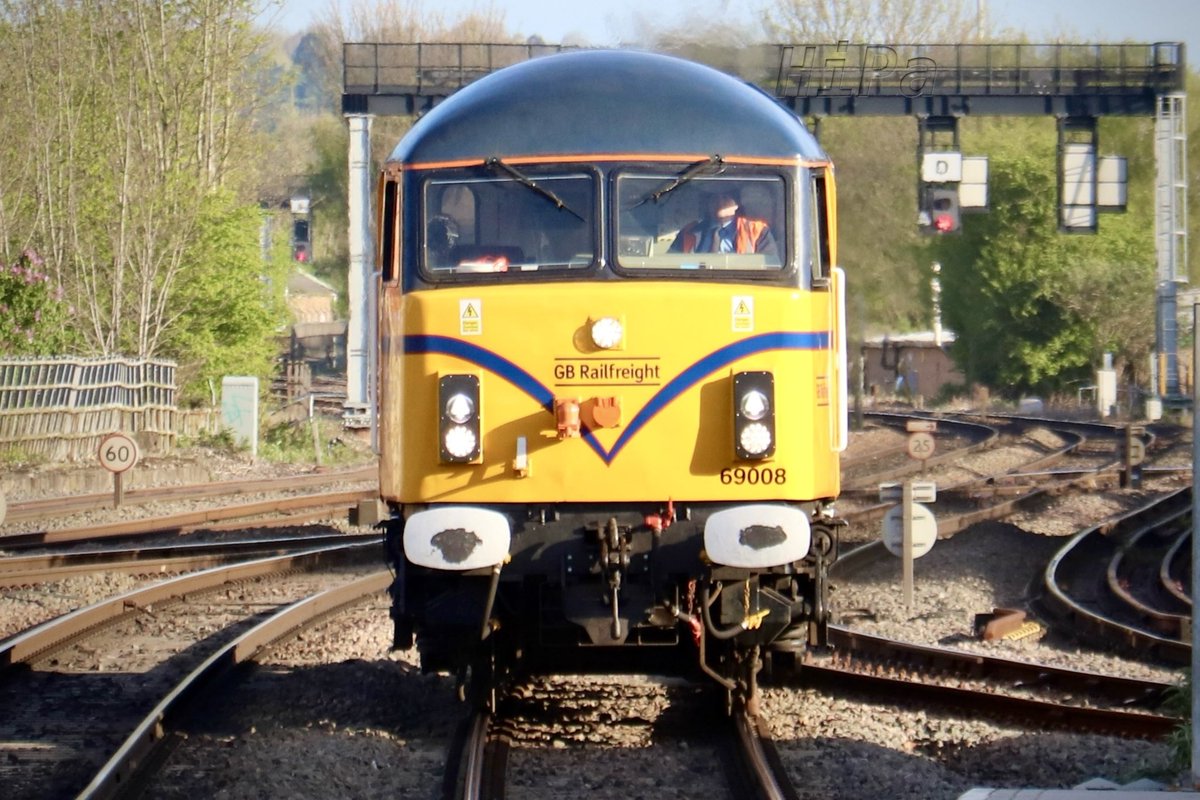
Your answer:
(176, 414), (374, 467)
(0, 445), (46, 468)
(257, 416), (374, 466)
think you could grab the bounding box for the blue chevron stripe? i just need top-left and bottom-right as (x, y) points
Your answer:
(405, 335), (555, 407)
(403, 331), (829, 465)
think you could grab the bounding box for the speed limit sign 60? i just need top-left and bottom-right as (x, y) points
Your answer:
(98, 433), (140, 473)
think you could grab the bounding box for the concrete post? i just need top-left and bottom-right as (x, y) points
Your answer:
(344, 113), (375, 428)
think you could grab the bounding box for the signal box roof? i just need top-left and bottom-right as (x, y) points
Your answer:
(388, 49), (826, 166)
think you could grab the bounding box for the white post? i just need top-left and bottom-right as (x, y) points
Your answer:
(1096, 352), (1117, 418)
(344, 113), (375, 428)
(902, 480), (914, 608)
(931, 262), (943, 347)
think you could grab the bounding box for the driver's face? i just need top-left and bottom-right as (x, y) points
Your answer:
(707, 195), (739, 220)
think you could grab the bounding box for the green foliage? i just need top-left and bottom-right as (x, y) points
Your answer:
(0, 0), (281, 380)
(0, 250), (78, 355)
(819, 118), (927, 333)
(1163, 673), (1192, 774)
(176, 426), (244, 454)
(258, 417), (372, 466)
(303, 115), (352, 302)
(162, 190), (291, 405)
(0, 444), (47, 468)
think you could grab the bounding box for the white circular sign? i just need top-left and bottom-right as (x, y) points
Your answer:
(98, 433), (140, 474)
(906, 431), (936, 461)
(881, 502), (937, 558)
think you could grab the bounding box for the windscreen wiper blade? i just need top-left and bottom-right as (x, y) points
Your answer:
(486, 157), (585, 221)
(635, 154), (725, 206)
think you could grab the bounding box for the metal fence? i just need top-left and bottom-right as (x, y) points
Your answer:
(0, 356), (176, 461)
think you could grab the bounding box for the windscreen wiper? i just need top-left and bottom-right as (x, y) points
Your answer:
(486, 157), (585, 221)
(635, 154), (726, 206)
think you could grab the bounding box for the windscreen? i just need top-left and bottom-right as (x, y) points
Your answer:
(423, 170), (596, 276)
(616, 173), (786, 272)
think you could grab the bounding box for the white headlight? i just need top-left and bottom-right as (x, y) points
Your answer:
(590, 317), (623, 349)
(444, 426), (478, 459)
(739, 390), (769, 421)
(739, 423), (772, 456)
(445, 393), (475, 424)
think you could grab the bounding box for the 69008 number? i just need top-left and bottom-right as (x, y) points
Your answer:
(719, 467), (787, 485)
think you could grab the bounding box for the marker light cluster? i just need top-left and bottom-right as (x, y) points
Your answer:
(439, 374), (481, 462)
(733, 371), (775, 460)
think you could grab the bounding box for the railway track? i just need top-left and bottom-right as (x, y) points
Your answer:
(0, 530), (380, 588)
(769, 627), (1179, 739)
(724, 709), (801, 800)
(0, 542), (384, 799)
(1, 412), (1190, 796)
(816, 411), (1189, 737)
(834, 411), (1173, 576)
(3, 465), (377, 524)
(0, 488), (377, 551)
(441, 679), (803, 800)
(1040, 488), (1194, 664)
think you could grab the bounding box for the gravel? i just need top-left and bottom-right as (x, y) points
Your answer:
(3, 427), (1194, 798)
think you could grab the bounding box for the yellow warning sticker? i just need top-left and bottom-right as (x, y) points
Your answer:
(460, 299), (482, 336)
(732, 295), (753, 332)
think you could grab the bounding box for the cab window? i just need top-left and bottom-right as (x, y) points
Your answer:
(615, 173), (786, 272)
(423, 169), (596, 276)
(810, 171), (831, 282)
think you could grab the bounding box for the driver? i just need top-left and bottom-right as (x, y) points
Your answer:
(669, 190), (776, 256)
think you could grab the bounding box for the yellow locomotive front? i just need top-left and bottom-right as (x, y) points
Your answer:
(376, 51), (846, 704)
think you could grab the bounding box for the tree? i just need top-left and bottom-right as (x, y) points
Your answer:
(929, 133), (1155, 396)
(163, 189), (290, 403)
(0, 1), (289, 394)
(761, 0), (987, 43)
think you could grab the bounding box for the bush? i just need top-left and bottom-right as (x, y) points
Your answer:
(258, 417), (372, 466)
(0, 250), (76, 354)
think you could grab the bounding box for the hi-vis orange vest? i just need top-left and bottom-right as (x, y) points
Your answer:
(677, 218), (770, 254)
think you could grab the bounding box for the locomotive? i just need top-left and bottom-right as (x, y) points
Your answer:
(375, 49), (847, 710)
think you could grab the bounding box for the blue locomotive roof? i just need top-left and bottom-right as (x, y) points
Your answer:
(389, 49), (826, 165)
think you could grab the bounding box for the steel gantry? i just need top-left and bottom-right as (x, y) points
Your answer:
(339, 41), (1189, 418)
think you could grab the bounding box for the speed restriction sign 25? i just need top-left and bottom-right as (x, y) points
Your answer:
(98, 433), (140, 473)
(906, 431), (935, 460)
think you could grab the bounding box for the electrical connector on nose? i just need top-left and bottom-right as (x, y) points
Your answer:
(555, 397), (581, 439)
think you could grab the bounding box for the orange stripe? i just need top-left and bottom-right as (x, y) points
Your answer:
(399, 153), (830, 171)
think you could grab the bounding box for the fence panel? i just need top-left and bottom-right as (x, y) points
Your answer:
(0, 356), (177, 461)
